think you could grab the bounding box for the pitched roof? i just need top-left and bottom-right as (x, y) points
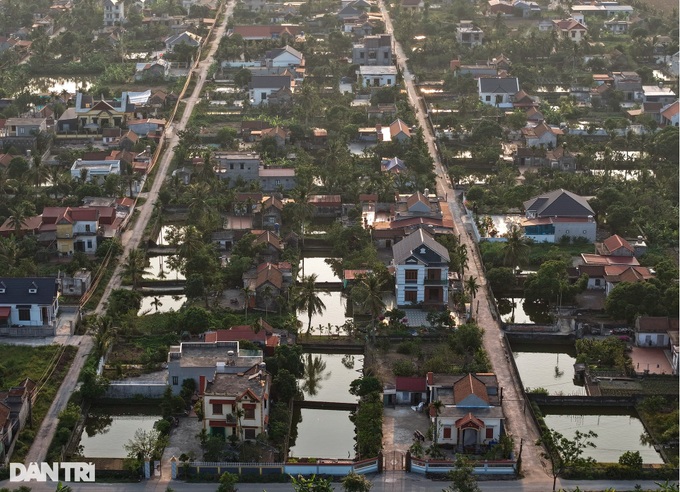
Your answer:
(255, 262), (283, 289)
(392, 228), (450, 264)
(553, 19), (587, 31)
(601, 234), (634, 255)
(453, 374), (489, 404)
(637, 317), (679, 334)
(254, 230), (283, 251)
(0, 277), (58, 305)
(406, 191), (430, 210)
(389, 119), (411, 138)
(603, 265), (654, 283)
(266, 45), (303, 61)
(661, 101), (679, 120)
(478, 77), (520, 94)
(581, 253), (639, 266)
(455, 412), (485, 428)
(395, 376), (426, 392)
(262, 196), (283, 211)
(523, 189), (594, 218)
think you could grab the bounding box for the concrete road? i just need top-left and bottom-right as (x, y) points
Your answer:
(21, 0), (236, 467)
(377, 0), (547, 484)
(0, 476), (671, 492)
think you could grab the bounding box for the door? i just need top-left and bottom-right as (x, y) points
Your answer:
(384, 451), (404, 471)
(462, 428), (478, 446)
(443, 426), (452, 439)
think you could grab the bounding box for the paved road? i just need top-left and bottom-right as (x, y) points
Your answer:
(22, 0), (235, 467)
(377, 0), (547, 483)
(0, 475), (671, 491)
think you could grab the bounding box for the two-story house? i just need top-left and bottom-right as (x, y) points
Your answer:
(213, 152), (261, 186)
(552, 18), (588, 42)
(167, 340), (264, 395)
(259, 167), (296, 192)
(522, 189), (596, 243)
(352, 34), (392, 66)
(357, 66), (398, 87)
(73, 92), (134, 131)
(103, 0), (125, 26)
(521, 121), (563, 148)
(427, 373), (505, 452)
(2, 117), (47, 137)
(202, 363), (270, 441)
(456, 21), (484, 47)
(0, 277), (59, 329)
(392, 228), (450, 308)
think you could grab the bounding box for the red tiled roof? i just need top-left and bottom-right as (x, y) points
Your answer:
(601, 234), (634, 255)
(455, 412), (485, 429)
(395, 377), (426, 392)
(453, 374), (489, 404)
(581, 253), (639, 266)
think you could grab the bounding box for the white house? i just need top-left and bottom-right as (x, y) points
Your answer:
(202, 363), (270, 441)
(357, 66), (398, 87)
(70, 159), (121, 184)
(0, 277), (59, 328)
(264, 45), (303, 68)
(248, 75), (293, 105)
(164, 31), (202, 52)
(428, 373), (505, 451)
(522, 189), (596, 243)
(635, 317), (679, 348)
(103, 0), (125, 26)
(456, 21), (484, 47)
(553, 19), (588, 43)
(520, 121), (563, 148)
(392, 228), (449, 308)
(661, 101), (679, 127)
(478, 77), (520, 108)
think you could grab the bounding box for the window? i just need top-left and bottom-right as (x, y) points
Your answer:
(18, 306), (31, 321)
(359, 52), (364, 59)
(594, 279), (601, 286)
(443, 427), (452, 439)
(571, 31), (576, 38)
(172, 376), (178, 385)
(244, 407), (255, 420)
(240, 163), (244, 170)
(275, 179), (281, 186)
(405, 290), (417, 303)
(428, 288), (440, 301)
(244, 429), (257, 440)
(230, 163), (234, 170)
(87, 241), (93, 249)
(405, 270), (418, 282)
(485, 95), (491, 102)
(486, 427), (494, 439)
(212, 403), (223, 415)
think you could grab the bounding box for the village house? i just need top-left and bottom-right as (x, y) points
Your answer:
(1, 117), (47, 137)
(259, 167), (296, 192)
(552, 18), (588, 43)
(478, 77), (520, 108)
(308, 195), (342, 218)
(214, 152), (261, 186)
(0, 277), (59, 330)
(167, 340), (263, 395)
(522, 189), (596, 243)
(253, 230), (284, 262)
(164, 31), (202, 52)
(202, 363), (270, 441)
(520, 121), (563, 148)
(604, 19), (630, 33)
(634, 317), (678, 351)
(135, 59), (170, 81)
(70, 158), (121, 184)
(428, 373), (505, 452)
(352, 34), (392, 66)
(456, 21), (484, 47)
(612, 71), (642, 102)
(231, 24), (301, 41)
(204, 319), (287, 356)
(392, 228), (450, 309)
(264, 45), (304, 68)
(661, 101), (679, 127)
(381, 156), (407, 174)
(72, 92), (135, 131)
(249, 75), (294, 105)
(450, 60), (498, 79)
(642, 85), (676, 105)
(401, 0), (424, 12)
(357, 66), (398, 87)
(261, 196), (283, 230)
(103, 0), (125, 26)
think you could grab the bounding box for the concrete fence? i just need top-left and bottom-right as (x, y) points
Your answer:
(409, 457), (516, 476)
(105, 381), (168, 398)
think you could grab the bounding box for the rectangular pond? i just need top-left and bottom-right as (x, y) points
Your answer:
(543, 408), (664, 464)
(298, 352), (362, 403)
(79, 413), (161, 459)
(289, 408), (355, 460)
(145, 255), (184, 281)
(138, 294), (186, 315)
(511, 342), (585, 396)
(297, 291), (351, 336)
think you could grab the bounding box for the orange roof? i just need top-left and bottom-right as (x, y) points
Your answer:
(453, 374), (489, 404)
(604, 265), (654, 283)
(255, 263), (283, 289)
(455, 412), (485, 429)
(390, 118), (411, 138)
(581, 253), (639, 266)
(601, 234), (633, 255)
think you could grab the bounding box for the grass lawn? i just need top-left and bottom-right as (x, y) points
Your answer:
(480, 240), (594, 269)
(2, 344), (78, 462)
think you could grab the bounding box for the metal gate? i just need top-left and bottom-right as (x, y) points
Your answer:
(383, 451), (405, 471)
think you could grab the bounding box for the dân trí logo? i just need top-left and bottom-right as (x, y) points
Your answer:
(10, 462), (95, 482)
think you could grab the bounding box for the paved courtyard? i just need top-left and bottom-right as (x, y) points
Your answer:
(630, 346), (674, 375)
(383, 406), (431, 454)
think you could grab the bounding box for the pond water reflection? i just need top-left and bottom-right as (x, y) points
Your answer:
(138, 295), (186, 315)
(79, 413), (160, 459)
(497, 297), (553, 324)
(289, 408), (355, 460)
(298, 353), (362, 403)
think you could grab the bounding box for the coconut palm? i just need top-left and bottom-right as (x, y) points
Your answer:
(6, 204), (28, 234)
(429, 400), (444, 445)
(242, 286), (252, 322)
(293, 274), (326, 335)
(122, 248), (149, 289)
(502, 225), (529, 268)
(465, 276), (480, 319)
(151, 296), (163, 312)
(351, 273), (387, 340)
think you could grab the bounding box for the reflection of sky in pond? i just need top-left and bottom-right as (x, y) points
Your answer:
(297, 292), (350, 335)
(289, 409), (355, 459)
(298, 257), (340, 283)
(513, 350), (584, 395)
(298, 353), (362, 402)
(145, 255), (184, 280)
(544, 412), (664, 464)
(497, 298), (552, 324)
(80, 415), (159, 458)
(138, 295), (186, 315)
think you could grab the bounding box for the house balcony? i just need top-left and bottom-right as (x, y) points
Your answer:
(423, 278), (447, 285)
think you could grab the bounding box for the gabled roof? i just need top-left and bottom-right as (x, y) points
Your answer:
(254, 230), (283, 251)
(637, 316), (679, 334)
(455, 412), (485, 429)
(453, 374), (489, 405)
(266, 45), (303, 61)
(0, 277), (58, 305)
(603, 265), (654, 283)
(262, 196), (283, 211)
(390, 119), (411, 138)
(523, 189), (594, 218)
(478, 77), (520, 94)
(255, 262), (283, 289)
(661, 101), (679, 120)
(553, 18), (587, 31)
(406, 191), (430, 211)
(392, 228), (450, 264)
(395, 376), (426, 392)
(601, 234), (634, 255)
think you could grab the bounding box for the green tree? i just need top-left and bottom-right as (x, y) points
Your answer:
(121, 248), (149, 289)
(538, 429), (597, 491)
(502, 225), (529, 268)
(605, 281), (663, 323)
(79, 367), (109, 400)
(293, 274), (326, 335)
(443, 456), (481, 492)
(464, 276), (479, 317)
(291, 474), (333, 492)
(341, 471), (372, 492)
(216, 472), (238, 492)
(124, 428), (168, 471)
(486, 267), (516, 293)
(618, 450), (643, 469)
(351, 273), (387, 339)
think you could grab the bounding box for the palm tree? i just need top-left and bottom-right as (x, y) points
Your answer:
(242, 286), (252, 322)
(502, 225), (529, 268)
(288, 185), (315, 244)
(7, 204), (28, 234)
(351, 273), (386, 340)
(301, 353), (329, 397)
(294, 274), (326, 335)
(465, 276), (479, 320)
(457, 244), (469, 281)
(429, 400), (444, 445)
(122, 248), (149, 289)
(260, 285), (274, 319)
(151, 296), (163, 312)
